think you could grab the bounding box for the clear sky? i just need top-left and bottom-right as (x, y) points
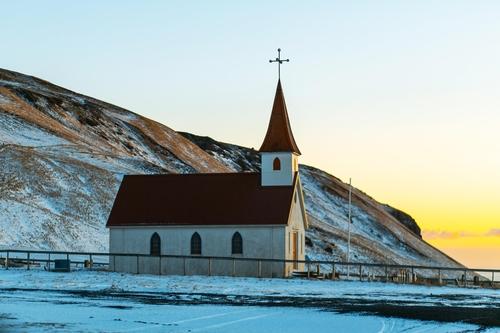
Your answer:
(2, 1), (499, 268)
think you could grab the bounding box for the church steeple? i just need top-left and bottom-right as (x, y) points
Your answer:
(259, 79), (301, 187)
(260, 48), (301, 187)
(259, 80), (301, 155)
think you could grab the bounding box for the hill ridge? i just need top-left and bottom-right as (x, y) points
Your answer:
(0, 68), (463, 269)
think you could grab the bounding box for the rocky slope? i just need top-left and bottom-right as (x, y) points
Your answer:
(0, 68), (462, 269)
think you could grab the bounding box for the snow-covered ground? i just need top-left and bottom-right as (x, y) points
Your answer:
(0, 269), (499, 332)
(0, 294), (485, 333)
(1, 269), (499, 307)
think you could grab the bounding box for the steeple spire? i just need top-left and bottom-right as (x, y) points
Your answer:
(259, 80), (301, 155)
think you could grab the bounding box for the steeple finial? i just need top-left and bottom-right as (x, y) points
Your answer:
(269, 48), (289, 80)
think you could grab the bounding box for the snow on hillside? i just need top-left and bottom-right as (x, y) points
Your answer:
(0, 68), (463, 270)
(0, 68), (229, 251)
(0, 111), (68, 147)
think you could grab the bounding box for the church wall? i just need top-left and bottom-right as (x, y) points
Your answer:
(109, 225), (287, 278)
(284, 179), (307, 275)
(261, 152), (298, 186)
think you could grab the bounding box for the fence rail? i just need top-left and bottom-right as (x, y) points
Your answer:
(0, 249), (498, 288)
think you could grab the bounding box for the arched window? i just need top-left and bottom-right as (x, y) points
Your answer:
(191, 232), (202, 255)
(150, 232), (161, 256)
(273, 157), (281, 171)
(231, 232), (243, 254)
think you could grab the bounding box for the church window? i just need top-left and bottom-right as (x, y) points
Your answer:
(150, 232), (161, 256)
(191, 232), (202, 255)
(231, 232), (243, 254)
(273, 157), (281, 171)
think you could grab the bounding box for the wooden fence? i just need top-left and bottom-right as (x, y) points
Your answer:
(0, 249), (498, 288)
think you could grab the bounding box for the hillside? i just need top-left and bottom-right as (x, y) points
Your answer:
(0, 68), (462, 269)
(180, 133), (460, 267)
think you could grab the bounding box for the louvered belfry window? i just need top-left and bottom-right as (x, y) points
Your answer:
(232, 232), (243, 254)
(150, 232), (161, 256)
(191, 232), (202, 255)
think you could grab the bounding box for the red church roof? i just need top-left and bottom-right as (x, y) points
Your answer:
(106, 173), (297, 227)
(259, 80), (301, 155)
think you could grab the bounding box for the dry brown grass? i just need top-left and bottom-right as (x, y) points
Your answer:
(0, 87), (80, 143)
(131, 116), (230, 173)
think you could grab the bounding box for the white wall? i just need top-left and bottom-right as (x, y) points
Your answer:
(284, 178), (307, 275)
(110, 225), (287, 277)
(261, 152), (299, 186)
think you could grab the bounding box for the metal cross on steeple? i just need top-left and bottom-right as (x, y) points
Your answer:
(269, 48), (289, 80)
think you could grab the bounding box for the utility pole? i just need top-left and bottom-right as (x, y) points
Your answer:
(347, 178), (352, 279)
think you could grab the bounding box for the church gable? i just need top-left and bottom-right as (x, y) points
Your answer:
(286, 175), (308, 230)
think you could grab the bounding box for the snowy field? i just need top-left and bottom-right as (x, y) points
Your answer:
(0, 269), (499, 332)
(0, 295), (486, 333)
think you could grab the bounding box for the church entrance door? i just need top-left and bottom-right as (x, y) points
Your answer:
(292, 232), (298, 269)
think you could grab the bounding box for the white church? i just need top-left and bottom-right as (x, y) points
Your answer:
(106, 75), (308, 278)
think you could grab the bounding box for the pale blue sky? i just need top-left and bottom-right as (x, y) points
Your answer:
(2, 1), (500, 266)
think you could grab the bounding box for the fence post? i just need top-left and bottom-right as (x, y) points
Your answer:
(136, 255), (139, 274)
(159, 256), (162, 276)
(492, 272), (495, 287)
(331, 263), (335, 280)
(438, 269), (442, 285)
(463, 270), (467, 287)
(66, 253), (70, 270)
(307, 262), (310, 279)
(411, 267), (414, 283)
(48, 253), (51, 271)
(385, 265), (388, 282)
(27, 252), (30, 270)
(6, 251), (8, 270)
(208, 258), (212, 276)
(232, 259), (236, 277)
(258, 260), (262, 278)
(183, 257), (186, 275)
(89, 254), (93, 270)
(359, 265), (362, 281)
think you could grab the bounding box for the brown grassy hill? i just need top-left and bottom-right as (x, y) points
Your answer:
(0, 68), (463, 270)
